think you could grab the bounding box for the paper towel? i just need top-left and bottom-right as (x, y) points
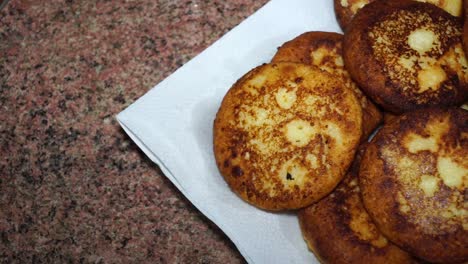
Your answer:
(117, 0), (342, 262)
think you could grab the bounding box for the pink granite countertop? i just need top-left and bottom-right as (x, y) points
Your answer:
(0, 0), (268, 262)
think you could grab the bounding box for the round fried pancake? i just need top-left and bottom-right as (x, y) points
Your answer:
(272, 31), (382, 141)
(359, 108), (468, 263)
(334, 0), (463, 31)
(343, 0), (468, 114)
(213, 62), (362, 210)
(298, 146), (417, 264)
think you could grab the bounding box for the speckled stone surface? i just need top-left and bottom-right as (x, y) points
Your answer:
(0, 0), (268, 262)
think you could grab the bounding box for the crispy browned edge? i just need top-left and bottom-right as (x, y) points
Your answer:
(359, 107), (468, 263)
(335, 0), (464, 32)
(343, 0), (468, 114)
(334, 0), (360, 32)
(213, 62), (362, 211)
(298, 145), (418, 264)
(271, 31), (382, 141)
(272, 31), (343, 65)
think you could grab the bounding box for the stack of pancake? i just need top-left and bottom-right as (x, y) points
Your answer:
(213, 0), (467, 263)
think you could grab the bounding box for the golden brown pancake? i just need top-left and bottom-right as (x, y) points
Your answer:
(272, 31), (382, 141)
(298, 146), (418, 264)
(213, 62), (362, 210)
(334, 0), (463, 31)
(359, 107), (468, 263)
(343, 0), (468, 114)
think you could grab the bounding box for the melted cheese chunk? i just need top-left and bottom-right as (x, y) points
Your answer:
(417, 64), (446, 93)
(419, 174), (440, 197)
(408, 28), (439, 54)
(284, 119), (317, 147)
(437, 157), (467, 189)
(405, 133), (438, 153)
(275, 88), (297, 109)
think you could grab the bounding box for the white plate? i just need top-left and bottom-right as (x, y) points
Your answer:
(117, 0), (341, 263)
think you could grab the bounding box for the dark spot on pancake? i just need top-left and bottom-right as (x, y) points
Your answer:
(223, 160), (230, 168)
(392, 209), (409, 233)
(232, 166), (243, 177)
(231, 150), (237, 158)
(286, 172), (294, 180)
(381, 178), (394, 190)
(321, 55), (335, 66)
(295, 77), (303, 83)
(312, 39), (336, 50)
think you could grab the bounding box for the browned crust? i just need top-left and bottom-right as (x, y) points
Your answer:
(343, 0), (468, 114)
(272, 31), (382, 141)
(359, 108), (468, 263)
(334, 0), (372, 31)
(383, 112), (400, 125)
(213, 62), (362, 210)
(335, 0), (462, 32)
(298, 145), (418, 264)
(272, 31), (344, 65)
(384, 104), (468, 124)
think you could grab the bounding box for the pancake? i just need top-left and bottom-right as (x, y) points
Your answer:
(298, 146), (418, 264)
(272, 31), (382, 141)
(213, 62), (362, 210)
(334, 0), (463, 31)
(343, 0), (468, 114)
(359, 107), (468, 263)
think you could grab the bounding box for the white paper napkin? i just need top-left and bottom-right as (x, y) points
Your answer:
(117, 0), (342, 263)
